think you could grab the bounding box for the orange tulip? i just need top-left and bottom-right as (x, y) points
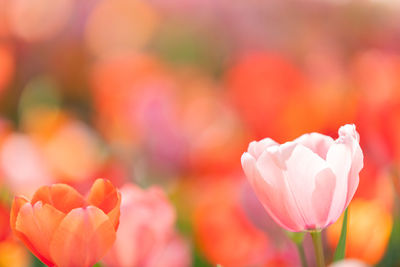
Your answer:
(10, 179), (121, 267)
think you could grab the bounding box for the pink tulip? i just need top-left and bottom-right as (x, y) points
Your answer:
(241, 124), (363, 232)
(103, 184), (190, 267)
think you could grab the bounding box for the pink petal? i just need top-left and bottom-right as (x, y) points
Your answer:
(247, 138), (278, 159)
(338, 124), (360, 142)
(242, 151), (304, 231)
(345, 143), (364, 208)
(326, 142), (352, 222)
(311, 168), (336, 228)
(284, 144), (333, 229)
(294, 132), (334, 160)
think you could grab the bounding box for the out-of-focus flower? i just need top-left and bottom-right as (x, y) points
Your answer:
(146, 233), (191, 267)
(329, 259), (370, 267)
(194, 179), (269, 267)
(42, 119), (104, 183)
(0, 44), (14, 95)
(353, 158), (394, 212)
(91, 159), (130, 190)
(85, 0), (159, 57)
(103, 184), (190, 267)
(225, 52), (307, 141)
(7, 0), (74, 42)
(10, 179), (121, 267)
(241, 124), (363, 232)
(326, 199), (392, 265)
(352, 50), (400, 109)
(22, 109), (105, 184)
(353, 51), (400, 167)
(0, 240), (30, 267)
(357, 102), (400, 168)
(90, 53), (171, 144)
(0, 201), (10, 242)
(0, 133), (53, 197)
(0, 0), (10, 37)
(178, 72), (248, 175)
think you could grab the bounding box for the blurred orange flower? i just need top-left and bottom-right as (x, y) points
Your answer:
(85, 0), (159, 57)
(22, 110), (105, 184)
(0, 201), (10, 242)
(353, 158), (394, 212)
(0, 44), (14, 95)
(326, 199), (392, 265)
(194, 179), (269, 267)
(0, 240), (30, 267)
(10, 179), (120, 267)
(225, 52), (307, 141)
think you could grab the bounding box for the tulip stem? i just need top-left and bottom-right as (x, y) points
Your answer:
(310, 230), (325, 267)
(296, 242), (308, 267)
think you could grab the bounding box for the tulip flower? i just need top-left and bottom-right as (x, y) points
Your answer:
(10, 179), (121, 267)
(241, 124), (363, 232)
(194, 179), (270, 267)
(103, 184), (190, 267)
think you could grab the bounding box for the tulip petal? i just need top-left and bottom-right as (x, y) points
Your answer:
(242, 152), (303, 231)
(294, 133), (334, 160)
(10, 196), (29, 232)
(284, 144), (333, 229)
(326, 142), (352, 221)
(336, 124), (364, 207)
(49, 206), (116, 267)
(345, 141), (364, 208)
(15, 202), (65, 266)
(312, 168), (336, 228)
(247, 138), (278, 159)
(87, 179), (121, 230)
(9, 197), (48, 265)
(31, 184), (86, 214)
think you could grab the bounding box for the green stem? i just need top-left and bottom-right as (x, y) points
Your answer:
(296, 242), (308, 267)
(310, 230), (325, 267)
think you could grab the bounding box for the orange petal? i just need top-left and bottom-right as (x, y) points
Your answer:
(15, 202), (65, 266)
(10, 196), (29, 232)
(49, 206), (116, 267)
(10, 197), (48, 265)
(31, 184), (86, 213)
(87, 179), (121, 229)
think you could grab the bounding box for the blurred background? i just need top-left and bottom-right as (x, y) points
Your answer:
(1, 0), (400, 266)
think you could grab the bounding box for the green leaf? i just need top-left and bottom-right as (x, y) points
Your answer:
(333, 208), (348, 261)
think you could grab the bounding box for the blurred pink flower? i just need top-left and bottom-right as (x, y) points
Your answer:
(7, 0), (74, 42)
(0, 133), (53, 197)
(329, 259), (370, 267)
(103, 184), (190, 267)
(241, 124), (363, 232)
